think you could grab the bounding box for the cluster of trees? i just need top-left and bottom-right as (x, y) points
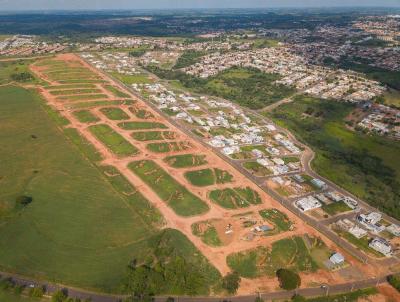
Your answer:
(173, 51), (207, 69)
(276, 269), (301, 290)
(10, 72), (33, 82)
(270, 95), (400, 220)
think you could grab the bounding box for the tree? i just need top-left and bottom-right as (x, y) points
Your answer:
(388, 274), (400, 292)
(221, 271), (241, 294)
(291, 294), (307, 302)
(16, 195), (33, 207)
(52, 289), (68, 302)
(276, 269), (301, 290)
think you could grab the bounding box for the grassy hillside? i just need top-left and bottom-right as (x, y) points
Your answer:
(267, 95), (400, 220)
(0, 85), (219, 295)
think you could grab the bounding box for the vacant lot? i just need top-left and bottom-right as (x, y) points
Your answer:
(89, 124), (139, 156)
(242, 161), (272, 177)
(104, 85), (130, 98)
(129, 107), (154, 119)
(128, 160), (209, 216)
(131, 131), (177, 141)
(72, 109), (99, 123)
(146, 141), (192, 153)
(192, 220), (222, 247)
(164, 154), (207, 168)
(118, 121), (168, 130)
(259, 209), (293, 234)
(209, 187), (262, 209)
(100, 107), (130, 120)
(184, 168), (233, 187)
(227, 236), (319, 278)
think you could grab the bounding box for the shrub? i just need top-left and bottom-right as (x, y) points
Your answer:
(29, 286), (45, 298)
(276, 269), (301, 290)
(221, 271), (241, 294)
(11, 72), (33, 82)
(292, 294), (307, 302)
(388, 274), (400, 292)
(52, 289), (68, 302)
(16, 195), (33, 207)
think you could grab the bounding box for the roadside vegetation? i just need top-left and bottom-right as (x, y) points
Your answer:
(268, 95), (400, 220)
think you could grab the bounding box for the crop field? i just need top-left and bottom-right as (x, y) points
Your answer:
(72, 109), (100, 123)
(259, 209), (293, 234)
(192, 220), (222, 247)
(128, 160), (209, 216)
(131, 131), (177, 141)
(118, 121), (168, 130)
(227, 236), (319, 278)
(242, 161), (272, 177)
(184, 168), (234, 187)
(100, 107), (130, 120)
(164, 154), (207, 168)
(146, 141), (192, 153)
(209, 187), (262, 209)
(89, 124), (139, 156)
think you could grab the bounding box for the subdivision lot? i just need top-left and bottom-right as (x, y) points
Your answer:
(209, 187), (262, 209)
(89, 124), (139, 156)
(131, 131), (177, 141)
(146, 141), (192, 153)
(118, 121), (168, 130)
(72, 109), (100, 123)
(184, 168), (234, 187)
(164, 154), (208, 168)
(128, 160), (209, 216)
(100, 107), (130, 120)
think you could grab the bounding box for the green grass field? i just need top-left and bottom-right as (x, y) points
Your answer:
(100, 107), (130, 120)
(131, 131), (177, 141)
(57, 94), (108, 101)
(164, 154), (207, 168)
(0, 60), (40, 85)
(184, 168), (233, 187)
(0, 288), (43, 302)
(192, 221), (222, 247)
(111, 72), (153, 84)
(259, 209), (293, 234)
(0, 85), (219, 295)
(227, 236), (319, 278)
(242, 161), (272, 177)
(104, 85), (130, 98)
(129, 108), (154, 119)
(209, 187), (262, 209)
(321, 201), (352, 216)
(49, 88), (102, 96)
(89, 124), (139, 156)
(45, 84), (97, 90)
(72, 109), (100, 123)
(67, 99), (135, 110)
(146, 141), (191, 153)
(128, 160), (209, 216)
(118, 121), (168, 130)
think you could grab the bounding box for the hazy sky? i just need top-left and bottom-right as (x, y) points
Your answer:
(1, 0), (399, 10)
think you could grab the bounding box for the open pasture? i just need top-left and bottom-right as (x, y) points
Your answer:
(209, 187), (262, 209)
(89, 124), (139, 156)
(128, 160), (209, 216)
(184, 168), (233, 187)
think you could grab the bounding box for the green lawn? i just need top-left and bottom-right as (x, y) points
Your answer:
(146, 141), (191, 153)
(128, 160), (209, 216)
(118, 121), (168, 130)
(72, 109), (100, 123)
(209, 187), (262, 209)
(184, 168), (233, 187)
(0, 85), (219, 295)
(131, 131), (176, 141)
(100, 107), (130, 120)
(321, 201), (352, 216)
(89, 124), (139, 156)
(268, 95), (400, 220)
(227, 236), (319, 278)
(111, 72), (153, 85)
(164, 154), (207, 168)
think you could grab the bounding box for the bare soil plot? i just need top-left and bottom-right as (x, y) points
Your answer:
(128, 160), (209, 216)
(89, 124), (139, 157)
(209, 187), (262, 209)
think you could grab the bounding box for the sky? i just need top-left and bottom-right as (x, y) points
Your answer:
(1, 0), (399, 11)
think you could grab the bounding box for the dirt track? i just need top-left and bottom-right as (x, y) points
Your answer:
(29, 53), (382, 294)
